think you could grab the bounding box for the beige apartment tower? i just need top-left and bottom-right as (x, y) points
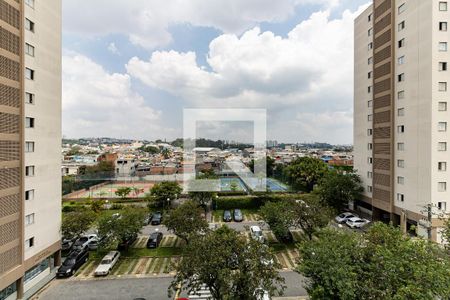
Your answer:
(0, 0), (61, 299)
(354, 0), (449, 243)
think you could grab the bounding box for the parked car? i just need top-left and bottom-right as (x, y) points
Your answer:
(73, 234), (98, 250)
(57, 249), (89, 277)
(61, 238), (74, 251)
(233, 209), (243, 222)
(335, 212), (359, 224)
(117, 233), (137, 251)
(279, 230), (294, 243)
(250, 225), (265, 243)
(143, 213), (153, 225)
(151, 211), (163, 225)
(147, 232), (164, 249)
(94, 251), (120, 276)
(223, 210), (232, 222)
(346, 217), (370, 229)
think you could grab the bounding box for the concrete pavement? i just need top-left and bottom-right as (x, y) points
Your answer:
(33, 272), (307, 300)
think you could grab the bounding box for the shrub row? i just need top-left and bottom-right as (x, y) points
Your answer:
(212, 193), (301, 210)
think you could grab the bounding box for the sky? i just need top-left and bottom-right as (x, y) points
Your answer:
(62, 0), (370, 144)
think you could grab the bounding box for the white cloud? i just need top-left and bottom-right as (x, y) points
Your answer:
(107, 42), (120, 55)
(125, 4), (369, 143)
(63, 0), (342, 49)
(62, 53), (165, 139)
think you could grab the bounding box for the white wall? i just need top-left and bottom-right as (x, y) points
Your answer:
(24, 0), (62, 260)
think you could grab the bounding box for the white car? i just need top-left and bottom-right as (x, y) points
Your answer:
(335, 212), (359, 224)
(94, 251), (120, 276)
(250, 226), (265, 243)
(346, 217), (370, 229)
(73, 234), (98, 250)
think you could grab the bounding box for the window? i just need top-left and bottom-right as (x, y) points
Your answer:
(438, 122), (447, 131)
(368, 157), (373, 164)
(25, 68), (34, 80)
(397, 125), (405, 133)
(398, 73), (405, 82)
(439, 42), (448, 51)
(25, 43), (35, 57)
(368, 86), (372, 93)
(25, 18), (34, 32)
(439, 2), (448, 11)
(398, 90), (405, 99)
(368, 14), (372, 22)
(398, 143), (405, 151)
(398, 108), (405, 116)
(24, 260), (49, 285)
(25, 0), (34, 8)
(398, 160), (405, 168)
(398, 3), (406, 14)
(398, 56), (405, 64)
(397, 193), (405, 202)
(368, 42), (373, 50)
(438, 162), (447, 171)
(25, 237), (34, 249)
(398, 21), (405, 31)
(438, 182), (447, 192)
(367, 171), (373, 178)
(397, 176), (405, 184)
(368, 143), (373, 150)
(367, 186), (373, 193)
(398, 38), (405, 48)
(368, 28), (373, 36)
(25, 141), (35, 153)
(438, 201), (447, 211)
(439, 62), (448, 71)
(25, 213), (35, 226)
(25, 117), (35, 128)
(368, 100), (373, 107)
(25, 189), (34, 201)
(367, 129), (373, 136)
(25, 92), (34, 104)
(438, 142), (447, 151)
(439, 102), (447, 111)
(368, 57), (373, 65)
(25, 166), (35, 177)
(368, 71), (373, 79)
(439, 82), (448, 91)
(440, 22), (448, 31)
(368, 114), (373, 121)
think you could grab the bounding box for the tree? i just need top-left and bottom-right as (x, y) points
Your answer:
(188, 172), (218, 213)
(297, 223), (450, 300)
(161, 148), (171, 159)
(293, 195), (333, 241)
(163, 201), (208, 245)
(62, 211), (96, 241)
(115, 187), (132, 199)
(139, 145), (160, 154)
(149, 181), (182, 208)
(443, 218), (450, 250)
(259, 201), (295, 242)
(97, 208), (145, 250)
(249, 156), (276, 177)
(89, 198), (105, 213)
(170, 226), (285, 299)
(283, 157), (329, 192)
(317, 171), (363, 211)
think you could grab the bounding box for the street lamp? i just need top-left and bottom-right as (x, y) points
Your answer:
(166, 197), (170, 210)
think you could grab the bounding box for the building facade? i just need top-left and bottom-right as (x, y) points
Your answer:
(354, 0), (449, 243)
(0, 0), (61, 299)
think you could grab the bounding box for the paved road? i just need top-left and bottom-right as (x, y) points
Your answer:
(35, 272), (306, 300)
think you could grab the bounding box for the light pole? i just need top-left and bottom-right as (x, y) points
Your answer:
(166, 197), (170, 211)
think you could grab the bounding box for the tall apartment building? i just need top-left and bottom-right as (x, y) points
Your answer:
(0, 0), (61, 299)
(354, 0), (449, 243)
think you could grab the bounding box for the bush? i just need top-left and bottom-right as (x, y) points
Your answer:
(213, 194), (301, 210)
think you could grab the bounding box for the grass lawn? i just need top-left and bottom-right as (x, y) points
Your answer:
(123, 247), (182, 258)
(270, 242), (297, 252)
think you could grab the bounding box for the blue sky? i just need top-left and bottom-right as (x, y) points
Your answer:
(62, 0), (370, 144)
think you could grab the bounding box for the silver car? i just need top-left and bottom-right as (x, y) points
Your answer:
(94, 251), (120, 276)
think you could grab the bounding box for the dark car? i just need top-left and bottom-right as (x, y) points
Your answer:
(117, 234), (137, 251)
(57, 249), (89, 277)
(233, 209), (243, 222)
(61, 238), (74, 251)
(279, 230), (294, 243)
(146, 232), (163, 249)
(223, 210), (232, 222)
(151, 211), (162, 225)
